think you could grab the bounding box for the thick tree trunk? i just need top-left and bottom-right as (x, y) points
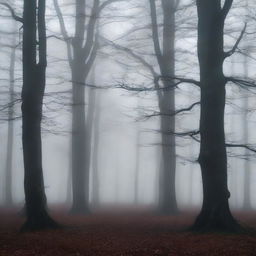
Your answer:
(21, 0), (57, 231)
(191, 0), (239, 232)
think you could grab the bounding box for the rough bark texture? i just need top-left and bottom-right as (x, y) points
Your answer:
(191, 0), (240, 232)
(21, 0), (58, 231)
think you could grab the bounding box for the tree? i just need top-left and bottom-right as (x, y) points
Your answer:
(4, 19), (16, 207)
(148, 0), (178, 214)
(134, 123), (141, 204)
(91, 90), (101, 205)
(191, 0), (243, 231)
(4, 0), (59, 231)
(53, 0), (116, 214)
(242, 1), (251, 209)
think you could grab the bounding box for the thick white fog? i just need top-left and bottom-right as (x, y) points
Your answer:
(0, 0), (256, 212)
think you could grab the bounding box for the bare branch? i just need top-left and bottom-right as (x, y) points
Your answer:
(149, 0), (163, 66)
(157, 75), (201, 87)
(0, 3), (23, 23)
(53, 0), (73, 66)
(100, 36), (157, 77)
(226, 143), (256, 153)
(224, 23), (247, 58)
(142, 101), (200, 120)
(221, 0), (233, 20)
(98, 0), (125, 13)
(82, 0), (99, 59)
(227, 77), (256, 88)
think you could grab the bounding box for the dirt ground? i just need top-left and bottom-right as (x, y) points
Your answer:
(1, 207), (256, 256)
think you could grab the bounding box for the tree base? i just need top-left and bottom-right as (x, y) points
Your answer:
(189, 208), (242, 233)
(20, 212), (60, 232)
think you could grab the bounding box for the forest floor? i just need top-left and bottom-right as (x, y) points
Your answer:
(1, 206), (256, 256)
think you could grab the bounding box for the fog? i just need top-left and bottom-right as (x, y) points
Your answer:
(1, 0), (256, 232)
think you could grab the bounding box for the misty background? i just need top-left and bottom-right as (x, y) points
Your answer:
(0, 0), (256, 211)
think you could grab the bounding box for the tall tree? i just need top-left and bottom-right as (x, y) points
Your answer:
(21, 0), (57, 230)
(91, 90), (101, 205)
(192, 0), (243, 231)
(0, 0), (59, 230)
(54, 0), (98, 213)
(149, 0), (178, 214)
(134, 126), (141, 204)
(242, 41), (251, 210)
(242, 0), (251, 210)
(54, 0), (116, 213)
(4, 26), (16, 207)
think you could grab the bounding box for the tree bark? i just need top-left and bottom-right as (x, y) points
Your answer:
(21, 0), (58, 231)
(191, 0), (240, 232)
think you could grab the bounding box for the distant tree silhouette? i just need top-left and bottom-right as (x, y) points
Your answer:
(54, 0), (117, 214)
(4, 20), (16, 207)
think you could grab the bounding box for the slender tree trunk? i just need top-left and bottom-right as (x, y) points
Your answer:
(53, 0), (99, 214)
(115, 154), (120, 203)
(21, 0), (57, 231)
(92, 91), (101, 205)
(155, 145), (162, 206)
(242, 47), (251, 210)
(191, 0), (239, 231)
(157, 0), (178, 214)
(70, 63), (89, 213)
(66, 137), (72, 204)
(187, 141), (194, 207)
(134, 129), (140, 204)
(5, 36), (16, 207)
(86, 85), (96, 201)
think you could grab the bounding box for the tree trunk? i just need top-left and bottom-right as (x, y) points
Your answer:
(187, 141), (194, 207)
(5, 35), (16, 207)
(21, 0), (58, 231)
(92, 91), (101, 205)
(242, 36), (251, 210)
(191, 0), (239, 232)
(157, 0), (178, 215)
(70, 63), (89, 213)
(66, 137), (72, 204)
(134, 128), (140, 204)
(86, 85), (96, 202)
(53, 0), (99, 214)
